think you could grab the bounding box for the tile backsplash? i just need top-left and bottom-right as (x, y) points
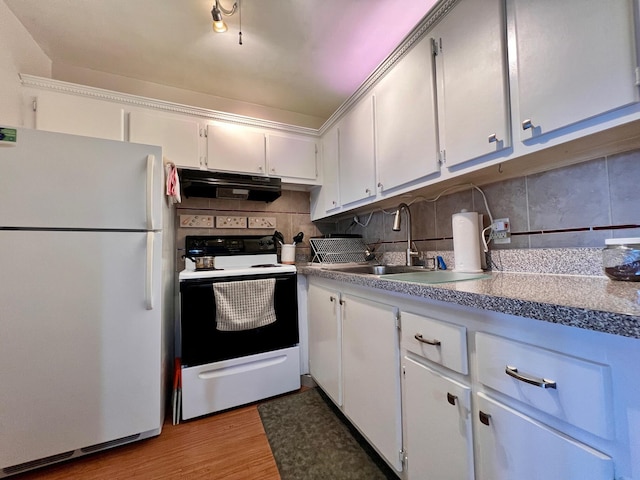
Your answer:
(174, 148), (640, 273)
(327, 148), (640, 273)
(174, 190), (322, 270)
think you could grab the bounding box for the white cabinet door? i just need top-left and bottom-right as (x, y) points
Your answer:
(475, 393), (614, 480)
(320, 124), (340, 213)
(35, 91), (124, 141)
(342, 294), (402, 472)
(267, 133), (317, 181)
(514, 0), (638, 141)
(433, 0), (510, 167)
(403, 357), (474, 480)
(129, 110), (201, 169)
(338, 96), (376, 206)
(307, 282), (342, 406)
(375, 34), (439, 192)
(206, 123), (266, 174)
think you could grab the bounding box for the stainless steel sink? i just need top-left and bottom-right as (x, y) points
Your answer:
(323, 264), (490, 284)
(324, 264), (431, 275)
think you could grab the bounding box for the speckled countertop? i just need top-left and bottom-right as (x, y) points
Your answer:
(298, 265), (640, 340)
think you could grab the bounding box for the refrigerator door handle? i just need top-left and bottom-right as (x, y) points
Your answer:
(146, 232), (154, 310)
(146, 154), (155, 231)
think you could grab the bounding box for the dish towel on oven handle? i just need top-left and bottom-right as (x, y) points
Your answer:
(212, 278), (277, 331)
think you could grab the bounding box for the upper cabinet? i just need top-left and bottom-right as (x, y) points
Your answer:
(205, 123), (318, 182)
(338, 95), (376, 206)
(513, 0), (638, 141)
(129, 110), (201, 168)
(374, 34), (439, 192)
(433, 0), (510, 168)
(266, 133), (318, 181)
(33, 90), (124, 141)
(21, 78), (320, 186)
(320, 124), (340, 213)
(206, 123), (266, 175)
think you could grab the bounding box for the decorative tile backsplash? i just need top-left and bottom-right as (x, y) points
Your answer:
(174, 190), (322, 270)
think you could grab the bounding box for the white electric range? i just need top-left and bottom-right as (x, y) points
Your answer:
(178, 235), (300, 420)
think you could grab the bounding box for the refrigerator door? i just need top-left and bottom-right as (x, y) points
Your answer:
(0, 128), (163, 230)
(0, 230), (163, 469)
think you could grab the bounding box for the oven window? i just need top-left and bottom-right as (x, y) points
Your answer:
(180, 272), (299, 366)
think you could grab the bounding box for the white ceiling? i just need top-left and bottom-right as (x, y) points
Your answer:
(6, 0), (437, 123)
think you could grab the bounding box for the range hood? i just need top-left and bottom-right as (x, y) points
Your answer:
(179, 170), (282, 202)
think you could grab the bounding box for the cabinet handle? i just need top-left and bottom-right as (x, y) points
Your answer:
(446, 392), (457, 406)
(488, 133), (498, 143)
(365, 188), (371, 195)
(479, 411), (491, 426)
(414, 333), (441, 346)
(270, 168), (276, 173)
(377, 182), (383, 189)
(329, 296), (344, 305)
(522, 119), (534, 130)
(258, 165), (263, 172)
(505, 365), (556, 389)
(332, 200), (338, 206)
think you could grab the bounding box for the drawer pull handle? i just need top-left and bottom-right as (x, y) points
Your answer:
(447, 392), (457, 406)
(479, 411), (491, 426)
(414, 333), (441, 346)
(505, 365), (556, 389)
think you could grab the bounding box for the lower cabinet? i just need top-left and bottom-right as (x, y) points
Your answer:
(307, 279), (403, 473)
(305, 276), (633, 479)
(475, 393), (613, 480)
(341, 293), (403, 473)
(402, 356), (474, 480)
(307, 282), (342, 406)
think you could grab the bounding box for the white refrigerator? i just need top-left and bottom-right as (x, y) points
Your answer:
(0, 128), (168, 476)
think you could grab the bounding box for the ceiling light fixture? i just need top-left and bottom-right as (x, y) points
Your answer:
(211, 0), (243, 44)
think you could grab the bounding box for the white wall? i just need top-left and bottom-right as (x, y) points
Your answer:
(0, 0), (51, 127)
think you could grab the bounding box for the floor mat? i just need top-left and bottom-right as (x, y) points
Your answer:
(258, 388), (398, 480)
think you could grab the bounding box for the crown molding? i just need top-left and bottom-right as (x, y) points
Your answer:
(20, 74), (318, 136)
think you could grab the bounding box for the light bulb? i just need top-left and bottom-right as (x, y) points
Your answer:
(212, 20), (227, 33)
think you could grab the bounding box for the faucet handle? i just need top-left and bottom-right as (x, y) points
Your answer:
(424, 257), (437, 270)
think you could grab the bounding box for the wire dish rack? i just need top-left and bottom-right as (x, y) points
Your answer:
(310, 237), (371, 264)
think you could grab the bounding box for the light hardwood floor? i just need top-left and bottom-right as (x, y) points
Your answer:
(12, 402), (282, 480)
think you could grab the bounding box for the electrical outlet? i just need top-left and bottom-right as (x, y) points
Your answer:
(215, 216), (247, 228)
(491, 217), (511, 244)
(248, 216), (277, 229)
(179, 215), (213, 228)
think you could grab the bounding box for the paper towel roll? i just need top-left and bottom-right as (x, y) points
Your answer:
(452, 211), (483, 272)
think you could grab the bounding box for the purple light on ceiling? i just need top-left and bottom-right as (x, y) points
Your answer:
(314, 1), (437, 98)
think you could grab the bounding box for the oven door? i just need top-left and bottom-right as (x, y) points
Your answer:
(180, 271), (298, 367)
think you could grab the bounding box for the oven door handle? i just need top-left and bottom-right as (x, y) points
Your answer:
(145, 232), (154, 310)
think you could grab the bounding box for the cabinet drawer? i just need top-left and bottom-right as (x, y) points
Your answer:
(401, 312), (468, 374)
(475, 393), (613, 480)
(475, 332), (613, 439)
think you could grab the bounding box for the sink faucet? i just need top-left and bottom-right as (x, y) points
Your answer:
(392, 203), (419, 266)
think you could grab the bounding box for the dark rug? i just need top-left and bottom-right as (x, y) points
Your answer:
(258, 388), (398, 480)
